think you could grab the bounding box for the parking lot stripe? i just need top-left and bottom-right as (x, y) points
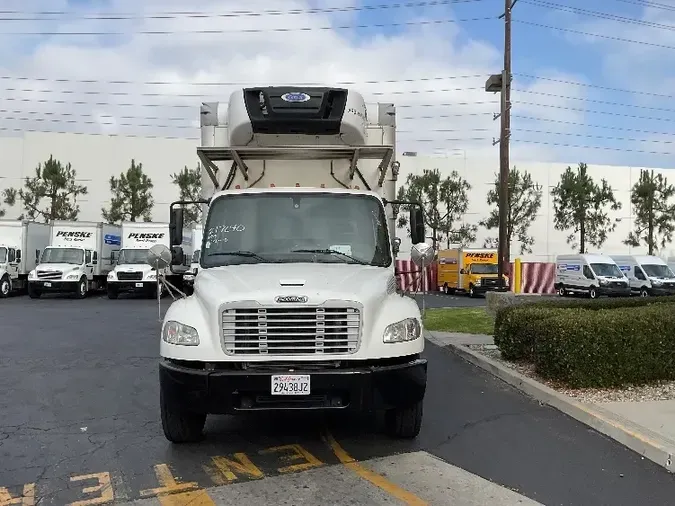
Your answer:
(323, 432), (428, 506)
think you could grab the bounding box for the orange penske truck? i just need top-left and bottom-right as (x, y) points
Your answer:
(437, 248), (508, 297)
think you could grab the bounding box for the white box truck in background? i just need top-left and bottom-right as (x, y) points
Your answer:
(157, 86), (432, 444)
(28, 221), (121, 299)
(182, 225), (203, 293)
(0, 220), (51, 297)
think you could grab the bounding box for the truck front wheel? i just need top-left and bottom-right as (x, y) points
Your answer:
(160, 389), (206, 443)
(0, 275), (10, 298)
(384, 400), (423, 439)
(28, 284), (41, 299)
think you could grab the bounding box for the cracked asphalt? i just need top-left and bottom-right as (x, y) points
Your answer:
(1, 294), (675, 505)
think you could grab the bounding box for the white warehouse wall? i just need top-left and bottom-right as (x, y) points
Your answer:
(1, 131), (674, 262)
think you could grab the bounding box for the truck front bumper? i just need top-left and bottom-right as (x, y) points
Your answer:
(29, 280), (78, 292)
(109, 281), (155, 292)
(599, 285), (631, 296)
(159, 355), (427, 414)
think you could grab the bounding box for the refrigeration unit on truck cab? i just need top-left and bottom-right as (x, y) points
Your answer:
(0, 220), (50, 297)
(155, 86), (433, 444)
(28, 221), (121, 299)
(107, 222), (192, 299)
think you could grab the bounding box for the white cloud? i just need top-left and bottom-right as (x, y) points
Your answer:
(0, 0), (591, 164)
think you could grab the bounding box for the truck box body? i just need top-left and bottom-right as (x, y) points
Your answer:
(158, 87), (429, 444)
(610, 254), (675, 296)
(555, 254), (630, 298)
(0, 220), (51, 296)
(437, 248), (506, 296)
(28, 221), (121, 298)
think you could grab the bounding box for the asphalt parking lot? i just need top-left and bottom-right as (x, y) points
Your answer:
(2, 292), (675, 505)
(412, 291), (487, 308)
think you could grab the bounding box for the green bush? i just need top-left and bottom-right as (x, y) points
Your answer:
(493, 295), (675, 360)
(532, 304), (675, 388)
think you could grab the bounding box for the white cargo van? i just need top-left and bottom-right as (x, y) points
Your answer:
(555, 253), (630, 298)
(28, 221), (121, 298)
(156, 86), (431, 444)
(611, 255), (675, 297)
(0, 220), (51, 297)
(182, 226), (203, 293)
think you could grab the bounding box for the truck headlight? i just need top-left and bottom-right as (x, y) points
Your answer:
(107, 272), (115, 280)
(476, 278), (482, 286)
(147, 272), (156, 280)
(383, 318), (421, 343)
(599, 279), (608, 285)
(65, 273), (79, 280)
(28, 270), (36, 279)
(162, 321), (199, 346)
(652, 279), (663, 286)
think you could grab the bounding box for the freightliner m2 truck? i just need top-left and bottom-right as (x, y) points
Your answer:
(0, 220), (51, 297)
(158, 87), (432, 443)
(28, 221), (121, 298)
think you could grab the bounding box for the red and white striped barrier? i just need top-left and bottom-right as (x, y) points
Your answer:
(520, 262), (556, 294)
(395, 260), (437, 292)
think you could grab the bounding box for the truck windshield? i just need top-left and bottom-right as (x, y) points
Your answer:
(0, 247), (6, 263)
(590, 263), (623, 278)
(641, 263), (674, 278)
(41, 247), (83, 265)
(192, 250), (200, 263)
(471, 264), (498, 274)
(202, 193), (391, 268)
(117, 249), (149, 264)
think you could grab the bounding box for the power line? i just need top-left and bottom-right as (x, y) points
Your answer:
(0, 0), (485, 21)
(514, 19), (675, 51)
(512, 114), (675, 138)
(513, 139), (675, 156)
(610, 0), (675, 13)
(516, 89), (675, 113)
(516, 101), (675, 123)
(516, 128), (675, 145)
(0, 109), (190, 122)
(514, 74), (675, 100)
(0, 16), (494, 35)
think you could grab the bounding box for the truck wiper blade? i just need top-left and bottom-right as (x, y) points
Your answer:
(207, 251), (268, 261)
(291, 248), (370, 265)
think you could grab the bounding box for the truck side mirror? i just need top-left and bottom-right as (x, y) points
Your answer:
(171, 246), (185, 266)
(169, 207), (184, 246)
(15, 249), (21, 262)
(460, 268), (465, 274)
(393, 237), (401, 255)
(410, 206), (425, 245)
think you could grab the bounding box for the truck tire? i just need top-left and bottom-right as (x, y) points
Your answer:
(384, 400), (423, 439)
(468, 284), (476, 298)
(640, 287), (649, 297)
(0, 275), (10, 298)
(28, 284), (41, 299)
(589, 286), (597, 299)
(107, 285), (118, 299)
(160, 389), (206, 443)
(75, 277), (88, 299)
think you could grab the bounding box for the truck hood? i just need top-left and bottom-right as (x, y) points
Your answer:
(193, 263), (396, 307)
(114, 264), (154, 273)
(35, 263), (81, 272)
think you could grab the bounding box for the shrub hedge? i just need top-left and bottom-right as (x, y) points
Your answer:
(493, 295), (675, 361)
(532, 304), (675, 388)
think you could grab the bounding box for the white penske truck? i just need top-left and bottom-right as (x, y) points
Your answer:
(156, 86), (433, 443)
(0, 220), (51, 297)
(107, 221), (193, 299)
(182, 225), (203, 293)
(27, 221), (121, 299)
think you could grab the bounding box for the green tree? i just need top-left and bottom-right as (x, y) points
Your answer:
(396, 168), (475, 249)
(624, 169), (675, 255)
(480, 166), (543, 255)
(2, 155), (88, 222)
(551, 162), (621, 253)
(170, 164), (202, 225)
(102, 159), (154, 223)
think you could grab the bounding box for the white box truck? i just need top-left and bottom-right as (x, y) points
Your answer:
(0, 220), (51, 297)
(182, 225), (203, 293)
(157, 86), (431, 443)
(554, 253), (630, 298)
(611, 254), (675, 297)
(27, 221), (121, 299)
(107, 222), (192, 299)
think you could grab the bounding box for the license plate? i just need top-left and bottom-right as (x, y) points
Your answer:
(43, 281), (51, 287)
(271, 375), (310, 395)
(135, 282), (144, 288)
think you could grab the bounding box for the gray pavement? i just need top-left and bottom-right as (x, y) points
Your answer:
(412, 292), (487, 308)
(2, 295), (675, 505)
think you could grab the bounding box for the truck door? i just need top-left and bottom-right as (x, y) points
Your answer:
(85, 250), (94, 278)
(7, 248), (19, 279)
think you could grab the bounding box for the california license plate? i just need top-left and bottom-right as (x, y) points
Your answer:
(271, 375), (310, 395)
(135, 282), (144, 288)
(43, 281), (51, 287)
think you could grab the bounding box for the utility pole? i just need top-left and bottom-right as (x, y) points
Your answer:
(485, 0), (515, 289)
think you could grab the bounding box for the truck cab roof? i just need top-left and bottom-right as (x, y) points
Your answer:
(211, 185), (384, 201)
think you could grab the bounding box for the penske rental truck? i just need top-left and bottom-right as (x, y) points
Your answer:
(0, 220), (51, 297)
(107, 222), (193, 299)
(437, 248), (507, 297)
(28, 221), (121, 298)
(157, 87), (432, 443)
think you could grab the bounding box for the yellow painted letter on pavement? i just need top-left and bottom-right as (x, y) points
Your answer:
(0, 484), (35, 506)
(207, 454), (264, 484)
(261, 444), (323, 474)
(68, 472), (114, 506)
(139, 464), (214, 506)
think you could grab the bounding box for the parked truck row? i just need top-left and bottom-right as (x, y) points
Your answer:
(0, 219), (202, 299)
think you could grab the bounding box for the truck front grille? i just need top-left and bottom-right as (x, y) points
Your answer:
(117, 271), (143, 281)
(37, 270), (62, 280)
(221, 306), (361, 356)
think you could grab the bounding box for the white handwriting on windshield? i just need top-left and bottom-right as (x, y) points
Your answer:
(206, 224), (245, 245)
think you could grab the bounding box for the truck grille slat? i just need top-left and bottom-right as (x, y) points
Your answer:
(116, 271), (143, 281)
(221, 306), (361, 356)
(37, 270), (63, 280)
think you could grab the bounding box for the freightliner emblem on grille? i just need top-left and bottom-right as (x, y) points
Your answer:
(275, 295), (308, 303)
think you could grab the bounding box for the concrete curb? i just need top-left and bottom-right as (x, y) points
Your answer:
(435, 336), (675, 474)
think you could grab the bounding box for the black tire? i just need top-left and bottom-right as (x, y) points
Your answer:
(640, 287), (649, 297)
(558, 286), (566, 297)
(160, 388), (206, 443)
(0, 275), (10, 298)
(27, 284), (41, 299)
(75, 277), (88, 299)
(384, 400), (423, 439)
(589, 286), (597, 299)
(107, 285), (118, 299)
(468, 285), (475, 298)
